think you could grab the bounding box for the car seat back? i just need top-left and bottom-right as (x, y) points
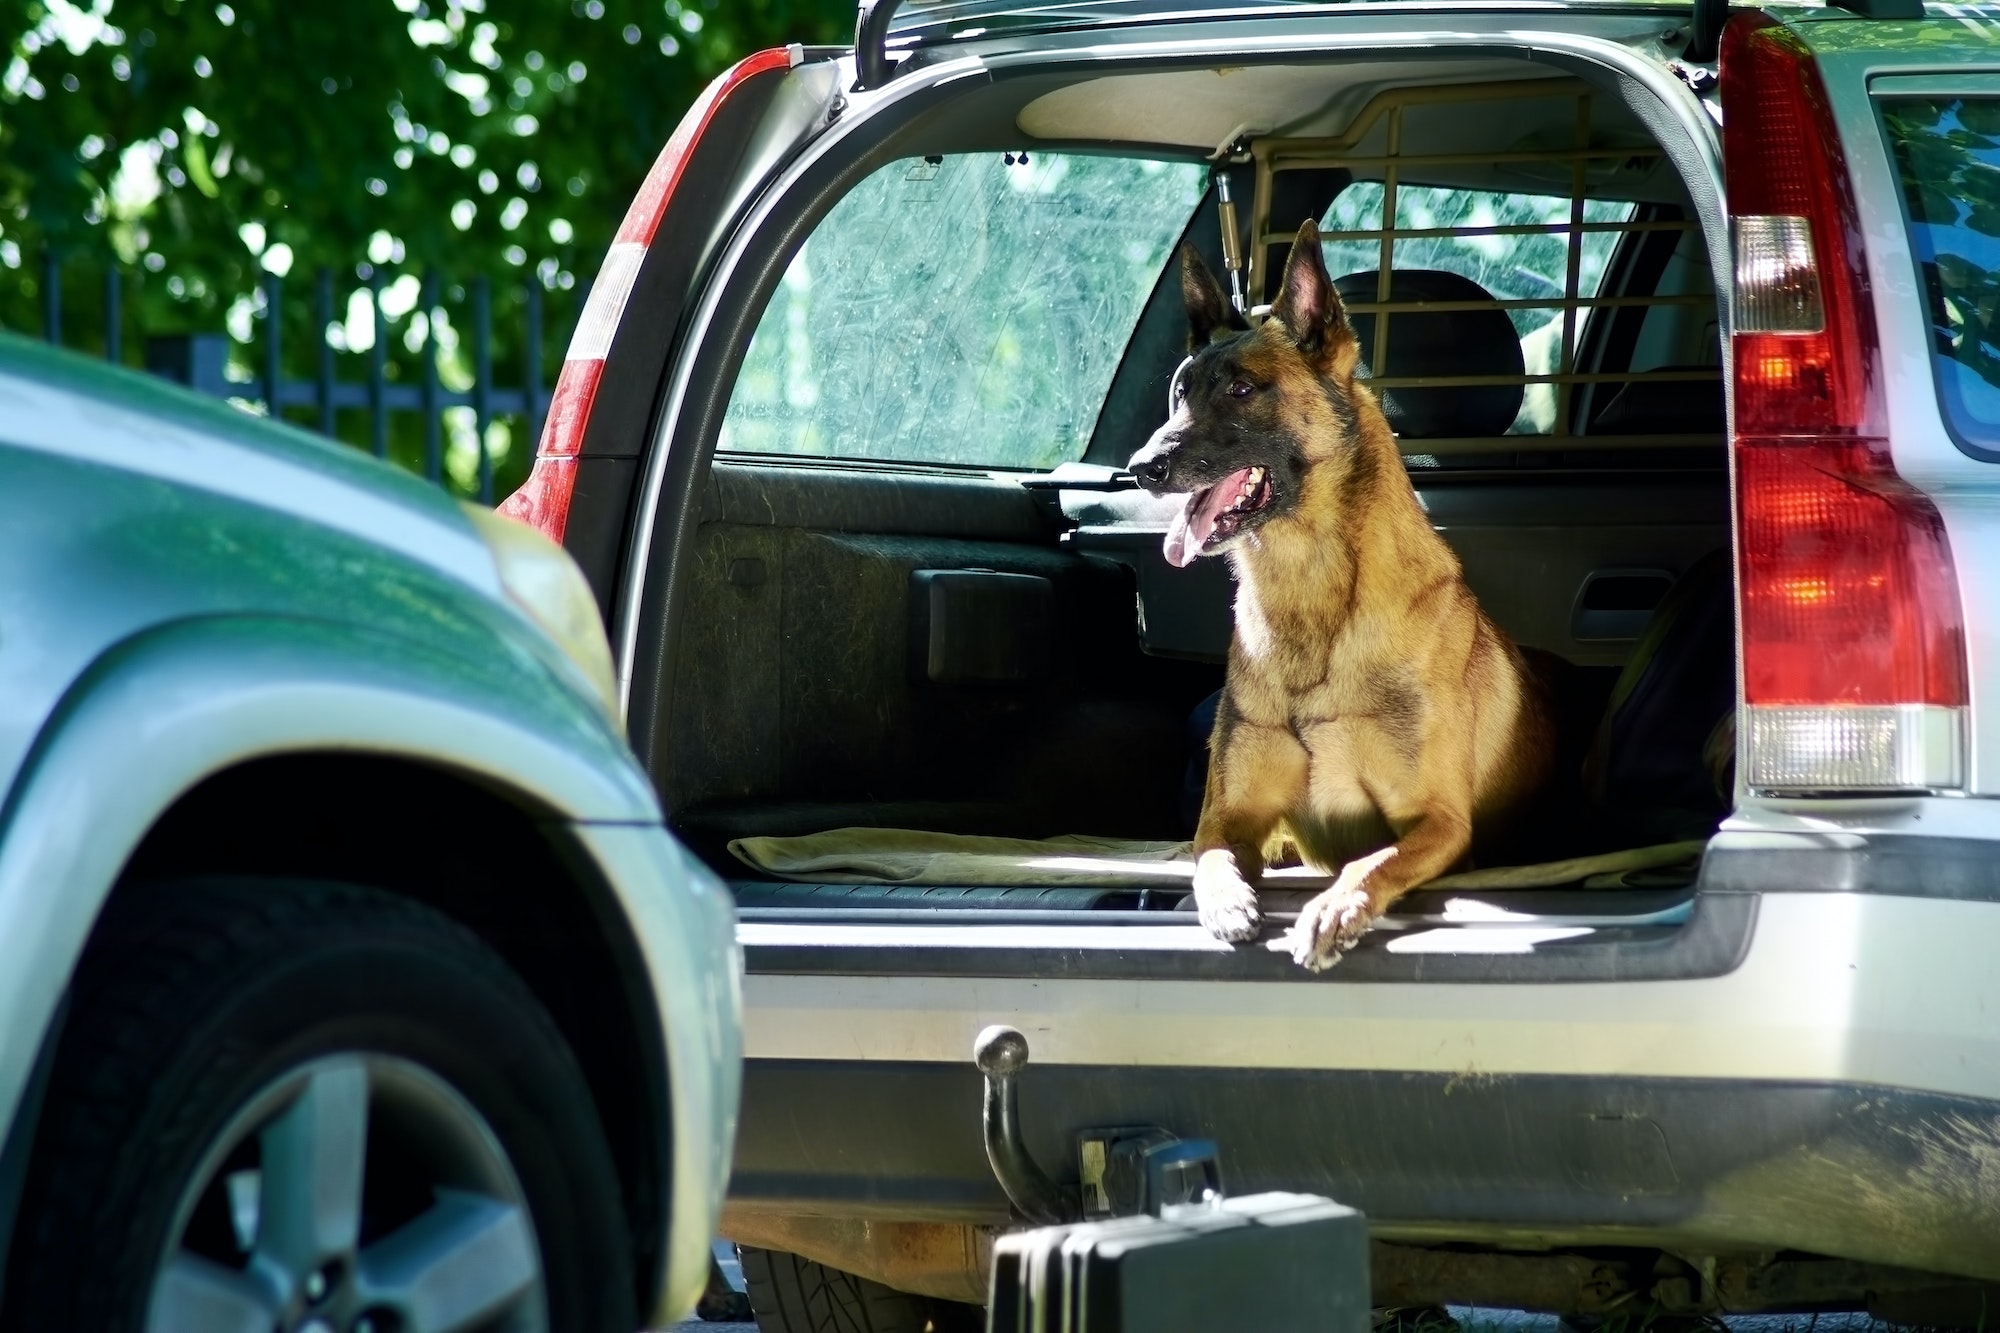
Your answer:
(1333, 270), (1525, 439)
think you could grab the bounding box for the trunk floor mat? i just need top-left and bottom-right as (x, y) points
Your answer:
(728, 827), (1708, 892)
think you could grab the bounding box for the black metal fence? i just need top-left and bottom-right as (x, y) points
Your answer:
(36, 252), (579, 505)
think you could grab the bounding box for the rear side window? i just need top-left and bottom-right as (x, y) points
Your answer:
(1318, 182), (1635, 340)
(1881, 96), (2000, 452)
(1316, 182), (1638, 435)
(719, 153), (1206, 470)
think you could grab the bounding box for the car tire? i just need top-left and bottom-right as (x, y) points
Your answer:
(741, 1246), (984, 1333)
(1, 876), (636, 1333)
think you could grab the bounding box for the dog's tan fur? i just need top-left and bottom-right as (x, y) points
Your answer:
(1132, 222), (1555, 969)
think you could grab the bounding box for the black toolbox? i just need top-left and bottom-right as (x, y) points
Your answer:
(988, 1187), (1369, 1332)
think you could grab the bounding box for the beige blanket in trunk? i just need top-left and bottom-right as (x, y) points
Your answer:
(728, 828), (1707, 891)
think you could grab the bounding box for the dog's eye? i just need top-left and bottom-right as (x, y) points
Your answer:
(1228, 380), (1255, 398)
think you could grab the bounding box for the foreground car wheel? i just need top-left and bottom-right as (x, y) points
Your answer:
(740, 1247), (983, 1333)
(149, 1054), (543, 1331)
(4, 879), (634, 1333)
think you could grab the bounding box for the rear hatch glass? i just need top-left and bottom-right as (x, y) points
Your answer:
(1880, 96), (2000, 451)
(718, 153), (1203, 468)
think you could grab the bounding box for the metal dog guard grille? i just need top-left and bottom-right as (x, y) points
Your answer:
(1246, 79), (1722, 458)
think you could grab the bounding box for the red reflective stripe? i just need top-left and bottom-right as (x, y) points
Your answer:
(498, 48), (790, 541)
(496, 456), (579, 543)
(499, 360), (601, 542)
(614, 47), (793, 247)
(538, 357), (605, 462)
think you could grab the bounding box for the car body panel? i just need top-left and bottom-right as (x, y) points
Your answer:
(0, 340), (640, 811)
(0, 611), (666, 1116)
(566, 821), (744, 1322)
(586, 0), (2000, 1291)
(1785, 34), (2000, 800)
(0, 335), (735, 1323)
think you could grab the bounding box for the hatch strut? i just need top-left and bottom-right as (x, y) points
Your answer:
(854, 0), (907, 92)
(1211, 139), (1253, 315)
(1215, 169), (1247, 314)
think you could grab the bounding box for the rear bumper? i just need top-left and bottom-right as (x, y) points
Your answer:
(733, 888), (2000, 1279)
(1702, 828), (2000, 899)
(732, 1063), (2000, 1281)
(738, 892), (2000, 1086)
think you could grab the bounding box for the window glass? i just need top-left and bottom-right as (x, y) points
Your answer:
(718, 153), (1207, 470)
(1881, 96), (2000, 452)
(1318, 182), (1637, 435)
(1320, 182), (1635, 337)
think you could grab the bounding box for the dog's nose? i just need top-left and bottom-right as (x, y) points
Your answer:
(1131, 453), (1171, 487)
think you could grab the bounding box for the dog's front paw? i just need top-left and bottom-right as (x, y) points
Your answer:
(1286, 886), (1374, 971)
(1286, 846), (1398, 971)
(1193, 849), (1262, 942)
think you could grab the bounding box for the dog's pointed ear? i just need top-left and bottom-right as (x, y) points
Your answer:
(1180, 246), (1246, 350)
(1271, 221), (1355, 369)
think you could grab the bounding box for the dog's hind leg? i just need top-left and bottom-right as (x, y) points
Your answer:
(1192, 717), (1309, 942)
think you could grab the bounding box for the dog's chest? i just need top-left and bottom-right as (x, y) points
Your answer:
(1233, 655), (1422, 754)
(1232, 595), (1410, 705)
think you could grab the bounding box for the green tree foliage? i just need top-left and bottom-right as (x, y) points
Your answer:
(0, 0), (852, 494)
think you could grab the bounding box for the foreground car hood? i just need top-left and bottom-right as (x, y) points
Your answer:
(0, 334), (659, 829)
(0, 333), (498, 596)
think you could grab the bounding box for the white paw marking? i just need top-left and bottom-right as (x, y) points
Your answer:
(1193, 849), (1262, 942)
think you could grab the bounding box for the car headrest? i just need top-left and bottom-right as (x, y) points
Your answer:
(1333, 270), (1525, 439)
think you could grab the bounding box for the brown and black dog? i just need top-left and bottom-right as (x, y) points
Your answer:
(1128, 221), (1556, 970)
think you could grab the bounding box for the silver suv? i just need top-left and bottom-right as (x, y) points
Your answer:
(0, 335), (740, 1331)
(510, 1), (2000, 1326)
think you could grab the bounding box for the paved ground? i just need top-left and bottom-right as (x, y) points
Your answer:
(659, 1305), (1899, 1332)
(657, 1246), (1919, 1332)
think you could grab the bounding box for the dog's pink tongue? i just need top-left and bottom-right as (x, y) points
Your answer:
(1162, 470), (1251, 568)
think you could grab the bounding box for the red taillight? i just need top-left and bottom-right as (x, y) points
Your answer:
(1723, 14), (1967, 790)
(497, 46), (794, 542)
(1723, 19), (1872, 436)
(1738, 440), (1964, 707)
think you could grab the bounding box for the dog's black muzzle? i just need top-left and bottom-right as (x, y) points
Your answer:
(1128, 421), (1187, 494)
(1129, 354), (1198, 494)
(1130, 447), (1173, 490)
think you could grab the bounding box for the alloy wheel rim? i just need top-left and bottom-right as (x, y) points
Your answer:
(147, 1053), (548, 1333)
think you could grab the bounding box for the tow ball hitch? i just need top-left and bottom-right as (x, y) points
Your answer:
(974, 1025), (1222, 1224)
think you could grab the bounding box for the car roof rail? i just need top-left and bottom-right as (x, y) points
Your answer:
(855, 0), (908, 92)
